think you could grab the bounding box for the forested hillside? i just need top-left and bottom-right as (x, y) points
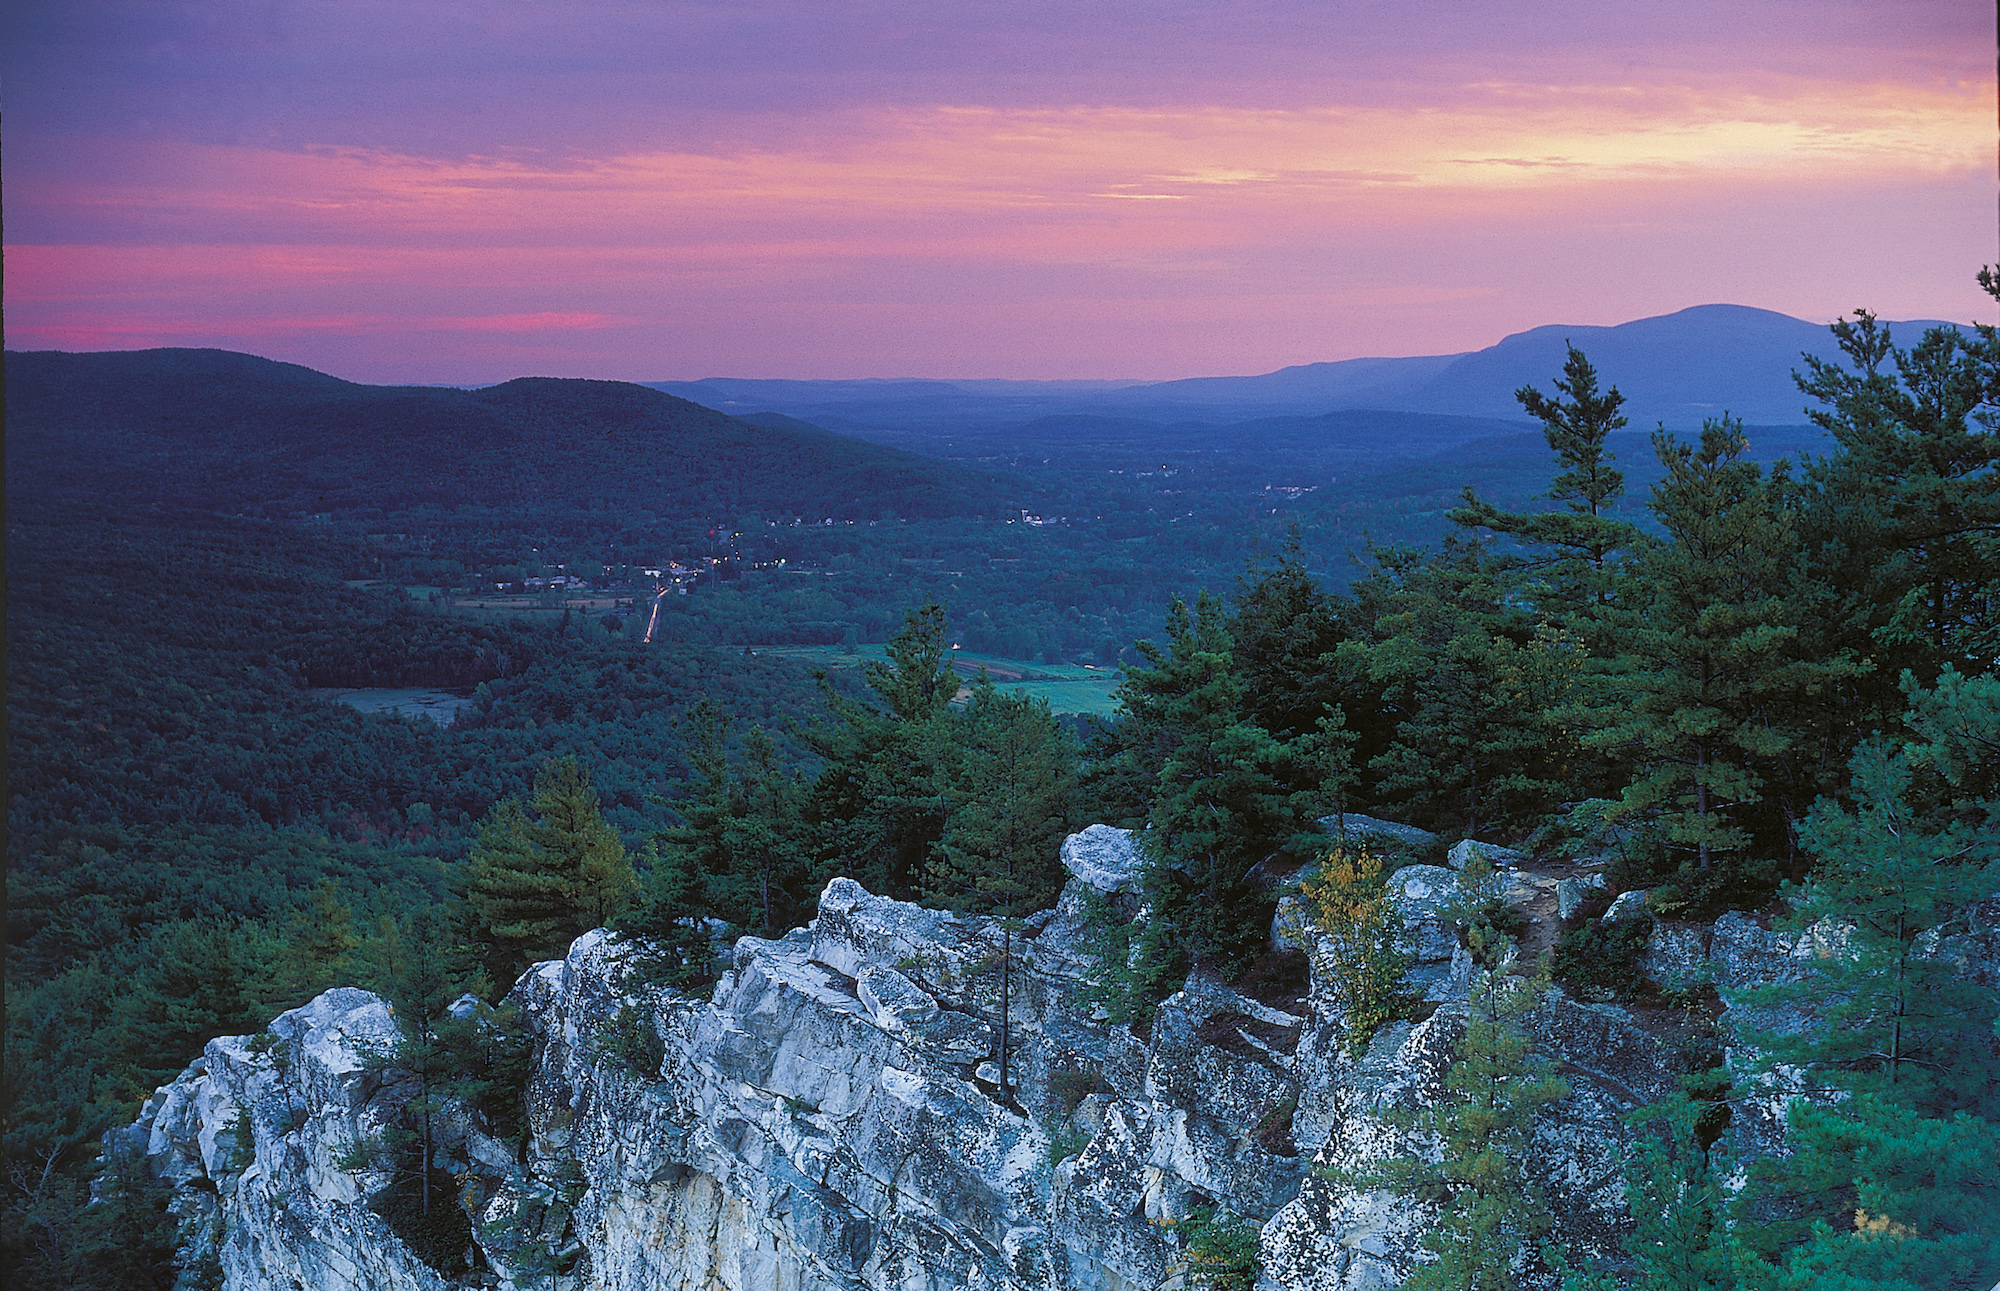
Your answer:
(4, 297), (1998, 1288)
(4, 348), (1003, 523)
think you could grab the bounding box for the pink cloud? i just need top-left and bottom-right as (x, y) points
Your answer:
(3, 1), (1991, 379)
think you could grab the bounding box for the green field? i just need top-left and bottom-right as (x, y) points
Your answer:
(753, 644), (1123, 716)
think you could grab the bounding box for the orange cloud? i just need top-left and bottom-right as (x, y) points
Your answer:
(6, 68), (1991, 378)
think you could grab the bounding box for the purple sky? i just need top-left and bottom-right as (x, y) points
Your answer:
(3, 0), (1992, 382)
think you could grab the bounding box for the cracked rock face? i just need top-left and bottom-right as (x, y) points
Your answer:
(127, 828), (1717, 1291)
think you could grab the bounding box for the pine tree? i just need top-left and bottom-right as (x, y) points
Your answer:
(1561, 1091), (1735, 1291)
(531, 755), (639, 933)
(803, 602), (959, 901)
(727, 724), (804, 935)
(68, 1139), (178, 1291)
(613, 841), (720, 990)
(1229, 535), (1357, 745)
(464, 756), (638, 989)
(1119, 592), (1317, 976)
(1228, 538), (1363, 822)
(1794, 308), (2000, 683)
(1728, 694), (2000, 1287)
(1592, 417), (1850, 894)
(933, 676), (1079, 1097)
(1362, 535), (1574, 837)
(364, 903), (477, 1222)
(933, 676), (1077, 920)
(1364, 944), (1568, 1291)
(265, 878), (359, 1009)
(1452, 344), (1644, 636)
(116, 919), (256, 1093)
(1749, 742), (1999, 1115)
(1738, 1095), (2000, 1291)
(1899, 664), (2000, 832)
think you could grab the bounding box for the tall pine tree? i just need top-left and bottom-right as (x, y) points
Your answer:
(1592, 417), (1848, 895)
(803, 602), (959, 902)
(1119, 592), (1319, 975)
(464, 756), (638, 990)
(1452, 343), (1644, 638)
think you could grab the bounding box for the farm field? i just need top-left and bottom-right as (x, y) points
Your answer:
(752, 643), (1121, 716)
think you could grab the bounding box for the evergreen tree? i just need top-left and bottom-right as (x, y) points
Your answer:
(360, 903), (480, 1226)
(1361, 941), (1568, 1291)
(1737, 1095), (2000, 1291)
(1751, 742), (1999, 1115)
(532, 755), (639, 933)
(1228, 536), (1358, 744)
(1794, 308), (2000, 684)
(662, 702), (805, 939)
(464, 756), (638, 990)
(264, 878), (360, 1009)
(1119, 592), (1318, 976)
(933, 676), (1078, 920)
(1729, 694), (2000, 1286)
(1561, 1091), (1736, 1291)
(612, 841), (721, 990)
(67, 1139), (178, 1291)
(116, 919), (257, 1094)
(1593, 417), (1848, 893)
(933, 677), (1079, 1098)
(1899, 664), (2000, 832)
(1362, 536), (1575, 837)
(726, 723), (804, 935)
(1227, 539), (1363, 821)
(803, 602), (959, 901)
(1452, 344), (1644, 636)
(660, 697), (740, 912)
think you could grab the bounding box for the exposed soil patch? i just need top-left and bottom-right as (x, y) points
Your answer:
(1232, 949), (1310, 1015)
(1195, 1011), (1303, 1059)
(1252, 1098), (1300, 1157)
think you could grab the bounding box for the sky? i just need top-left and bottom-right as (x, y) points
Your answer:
(2, 0), (1993, 383)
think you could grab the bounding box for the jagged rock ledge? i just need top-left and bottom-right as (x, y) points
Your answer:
(126, 826), (1890, 1291)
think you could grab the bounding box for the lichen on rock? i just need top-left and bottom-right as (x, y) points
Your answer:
(125, 827), (1821, 1291)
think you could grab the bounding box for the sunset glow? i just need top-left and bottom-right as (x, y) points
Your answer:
(4, 1), (1992, 381)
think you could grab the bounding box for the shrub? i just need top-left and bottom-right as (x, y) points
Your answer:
(1174, 1206), (1262, 1291)
(593, 1002), (665, 1078)
(1552, 916), (1653, 998)
(1049, 1064), (1106, 1116)
(1300, 847), (1414, 1054)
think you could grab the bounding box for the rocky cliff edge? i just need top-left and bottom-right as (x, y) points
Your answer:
(127, 826), (1858, 1291)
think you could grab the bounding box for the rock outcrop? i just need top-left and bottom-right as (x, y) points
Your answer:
(129, 828), (1702, 1291)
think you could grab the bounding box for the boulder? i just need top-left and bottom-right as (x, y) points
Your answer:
(1386, 865), (1463, 964)
(1060, 824), (1144, 894)
(1556, 872), (1609, 922)
(1318, 814), (1438, 852)
(1447, 839), (1526, 871)
(1602, 890), (1650, 923)
(1638, 921), (1710, 992)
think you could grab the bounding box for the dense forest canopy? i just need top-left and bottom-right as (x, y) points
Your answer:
(5, 290), (1998, 1288)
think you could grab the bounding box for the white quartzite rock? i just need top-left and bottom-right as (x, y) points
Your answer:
(1059, 823), (1144, 893)
(1318, 814), (1438, 851)
(1446, 839), (1526, 871)
(128, 827), (1782, 1291)
(1602, 889), (1650, 923)
(1555, 872), (1609, 922)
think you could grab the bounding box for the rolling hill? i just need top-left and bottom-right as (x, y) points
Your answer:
(4, 348), (1005, 523)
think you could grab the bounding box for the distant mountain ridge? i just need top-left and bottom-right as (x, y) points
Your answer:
(3, 347), (1003, 521)
(651, 304), (1973, 434)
